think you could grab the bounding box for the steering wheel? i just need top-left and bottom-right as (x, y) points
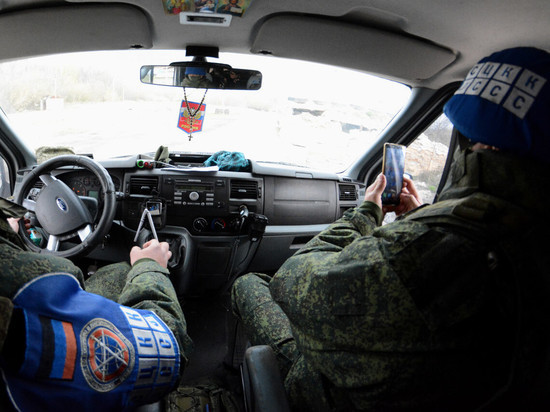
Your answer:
(15, 155), (116, 258)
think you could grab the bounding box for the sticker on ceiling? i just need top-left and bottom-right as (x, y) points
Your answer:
(162, 0), (253, 17)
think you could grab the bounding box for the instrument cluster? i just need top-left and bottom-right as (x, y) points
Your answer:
(61, 171), (121, 201)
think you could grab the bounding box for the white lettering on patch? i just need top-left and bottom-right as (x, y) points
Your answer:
(493, 64), (521, 83)
(465, 78), (489, 95)
(454, 61), (546, 119)
(478, 62), (500, 79)
(480, 80), (511, 104)
(516, 69), (546, 96)
(503, 88), (536, 119)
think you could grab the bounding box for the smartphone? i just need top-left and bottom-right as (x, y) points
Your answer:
(381, 143), (406, 205)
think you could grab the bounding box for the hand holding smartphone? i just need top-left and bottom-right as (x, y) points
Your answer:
(381, 143), (406, 205)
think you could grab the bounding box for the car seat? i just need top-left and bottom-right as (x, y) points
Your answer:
(241, 345), (290, 412)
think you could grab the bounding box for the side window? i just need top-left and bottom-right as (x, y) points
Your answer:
(406, 113), (453, 204)
(0, 156), (11, 198)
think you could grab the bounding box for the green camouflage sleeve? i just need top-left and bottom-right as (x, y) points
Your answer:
(273, 201), (383, 287)
(0, 242), (85, 299)
(117, 258), (194, 365)
(293, 201), (383, 257)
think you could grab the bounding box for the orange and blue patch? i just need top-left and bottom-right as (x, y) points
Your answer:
(35, 317), (77, 381)
(6, 273), (180, 411)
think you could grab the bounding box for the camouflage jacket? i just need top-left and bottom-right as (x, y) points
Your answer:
(0, 208), (193, 368)
(269, 149), (550, 410)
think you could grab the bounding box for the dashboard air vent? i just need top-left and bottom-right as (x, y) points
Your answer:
(230, 180), (258, 199)
(339, 184), (357, 201)
(129, 177), (158, 195)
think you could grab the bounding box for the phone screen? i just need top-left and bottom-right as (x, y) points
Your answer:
(381, 143), (406, 205)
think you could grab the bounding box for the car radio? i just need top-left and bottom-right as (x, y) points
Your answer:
(174, 182), (214, 206)
(161, 176), (227, 210)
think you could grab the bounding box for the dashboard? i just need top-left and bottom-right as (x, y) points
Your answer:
(26, 153), (365, 295)
(54, 156), (363, 235)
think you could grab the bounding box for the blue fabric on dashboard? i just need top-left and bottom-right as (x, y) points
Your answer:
(204, 151), (251, 171)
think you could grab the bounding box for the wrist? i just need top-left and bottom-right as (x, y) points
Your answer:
(358, 201), (383, 226)
(131, 257), (156, 267)
(127, 258), (170, 282)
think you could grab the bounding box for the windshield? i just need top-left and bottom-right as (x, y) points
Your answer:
(0, 51), (410, 172)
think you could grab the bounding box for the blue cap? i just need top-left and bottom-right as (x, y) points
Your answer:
(444, 47), (550, 162)
(186, 67), (206, 75)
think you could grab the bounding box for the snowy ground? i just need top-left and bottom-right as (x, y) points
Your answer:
(8, 100), (384, 173)
(8, 100), (449, 205)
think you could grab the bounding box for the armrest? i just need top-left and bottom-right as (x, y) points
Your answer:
(241, 345), (291, 412)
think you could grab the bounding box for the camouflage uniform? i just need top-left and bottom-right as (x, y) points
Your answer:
(0, 222), (193, 362)
(35, 146), (75, 164)
(232, 148), (550, 410)
(0, 201), (193, 404)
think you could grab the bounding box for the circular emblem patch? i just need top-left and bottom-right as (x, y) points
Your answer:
(80, 318), (135, 392)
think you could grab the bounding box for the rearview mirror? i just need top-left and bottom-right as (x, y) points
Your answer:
(140, 62), (262, 90)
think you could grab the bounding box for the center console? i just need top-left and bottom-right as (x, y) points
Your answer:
(122, 172), (263, 236)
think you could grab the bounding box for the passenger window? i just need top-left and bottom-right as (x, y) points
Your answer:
(0, 156), (11, 198)
(383, 114), (453, 225)
(406, 113), (453, 204)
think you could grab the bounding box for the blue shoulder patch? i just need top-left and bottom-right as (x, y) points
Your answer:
(2, 273), (180, 412)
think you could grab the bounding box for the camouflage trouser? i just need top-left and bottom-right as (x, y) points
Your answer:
(231, 273), (332, 411)
(84, 261), (131, 302)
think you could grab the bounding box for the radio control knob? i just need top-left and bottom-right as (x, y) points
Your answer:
(192, 217), (208, 232)
(189, 191), (200, 201)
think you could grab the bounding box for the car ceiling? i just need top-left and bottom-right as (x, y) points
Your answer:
(0, 0), (548, 90)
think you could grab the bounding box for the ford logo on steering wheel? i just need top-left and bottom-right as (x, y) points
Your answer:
(56, 197), (69, 213)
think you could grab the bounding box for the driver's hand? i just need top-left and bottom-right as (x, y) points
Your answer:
(130, 239), (172, 268)
(7, 217), (31, 234)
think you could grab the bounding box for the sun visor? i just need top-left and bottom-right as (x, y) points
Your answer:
(251, 15), (456, 83)
(0, 4), (152, 61)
